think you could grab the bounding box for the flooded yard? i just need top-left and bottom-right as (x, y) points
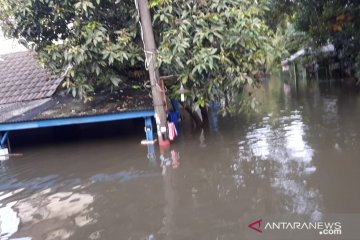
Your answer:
(1, 75), (360, 239)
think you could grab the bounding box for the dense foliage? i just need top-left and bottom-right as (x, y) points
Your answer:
(270, 0), (360, 78)
(153, 0), (275, 110)
(0, 0), (143, 101)
(297, 0), (360, 78)
(0, 0), (277, 111)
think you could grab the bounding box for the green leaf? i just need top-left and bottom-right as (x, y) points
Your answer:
(110, 76), (121, 87)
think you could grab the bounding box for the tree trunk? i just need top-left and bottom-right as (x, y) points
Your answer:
(182, 103), (203, 128)
(200, 106), (210, 131)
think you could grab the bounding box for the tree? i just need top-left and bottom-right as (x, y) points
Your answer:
(153, 0), (276, 113)
(0, 0), (143, 101)
(265, 0), (297, 31)
(270, 0), (360, 78)
(295, 0), (359, 50)
(0, 0), (277, 113)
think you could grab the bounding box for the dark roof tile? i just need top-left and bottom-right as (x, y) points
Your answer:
(0, 51), (62, 105)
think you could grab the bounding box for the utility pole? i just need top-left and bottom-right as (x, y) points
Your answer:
(135, 0), (170, 147)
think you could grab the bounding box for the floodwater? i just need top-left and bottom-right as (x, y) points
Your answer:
(1, 74), (360, 240)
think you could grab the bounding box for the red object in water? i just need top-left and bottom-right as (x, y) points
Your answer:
(159, 137), (170, 147)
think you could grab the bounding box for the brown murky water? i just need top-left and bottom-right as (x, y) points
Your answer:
(1, 74), (360, 240)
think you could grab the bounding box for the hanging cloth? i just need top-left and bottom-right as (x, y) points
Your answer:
(167, 122), (178, 141)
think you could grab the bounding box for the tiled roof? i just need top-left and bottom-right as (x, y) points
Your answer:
(0, 89), (154, 124)
(0, 51), (62, 105)
(0, 98), (52, 123)
(0, 51), (154, 125)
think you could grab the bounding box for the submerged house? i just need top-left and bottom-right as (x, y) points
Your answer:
(280, 44), (351, 81)
(0, 51), (155, 155)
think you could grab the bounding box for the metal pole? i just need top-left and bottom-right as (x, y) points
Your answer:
(144, 117), (154, 141)
(6, 134), (11, 153)
(1, 132), (9, 146)
(136, 0), (170, 147)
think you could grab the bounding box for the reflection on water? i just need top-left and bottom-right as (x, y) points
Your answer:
(236, 110), (319, 219)
(15, 190), (94, 240)
(0, 181), (95, 240)
(1, 74), (360, 239)
(322, 97), (338, 124)
(0, 201), (20, 239)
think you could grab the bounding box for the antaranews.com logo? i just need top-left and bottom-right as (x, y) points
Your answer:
(248, 219), (342, 236)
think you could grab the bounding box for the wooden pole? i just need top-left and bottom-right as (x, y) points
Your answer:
(136, 0), (170, 146)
